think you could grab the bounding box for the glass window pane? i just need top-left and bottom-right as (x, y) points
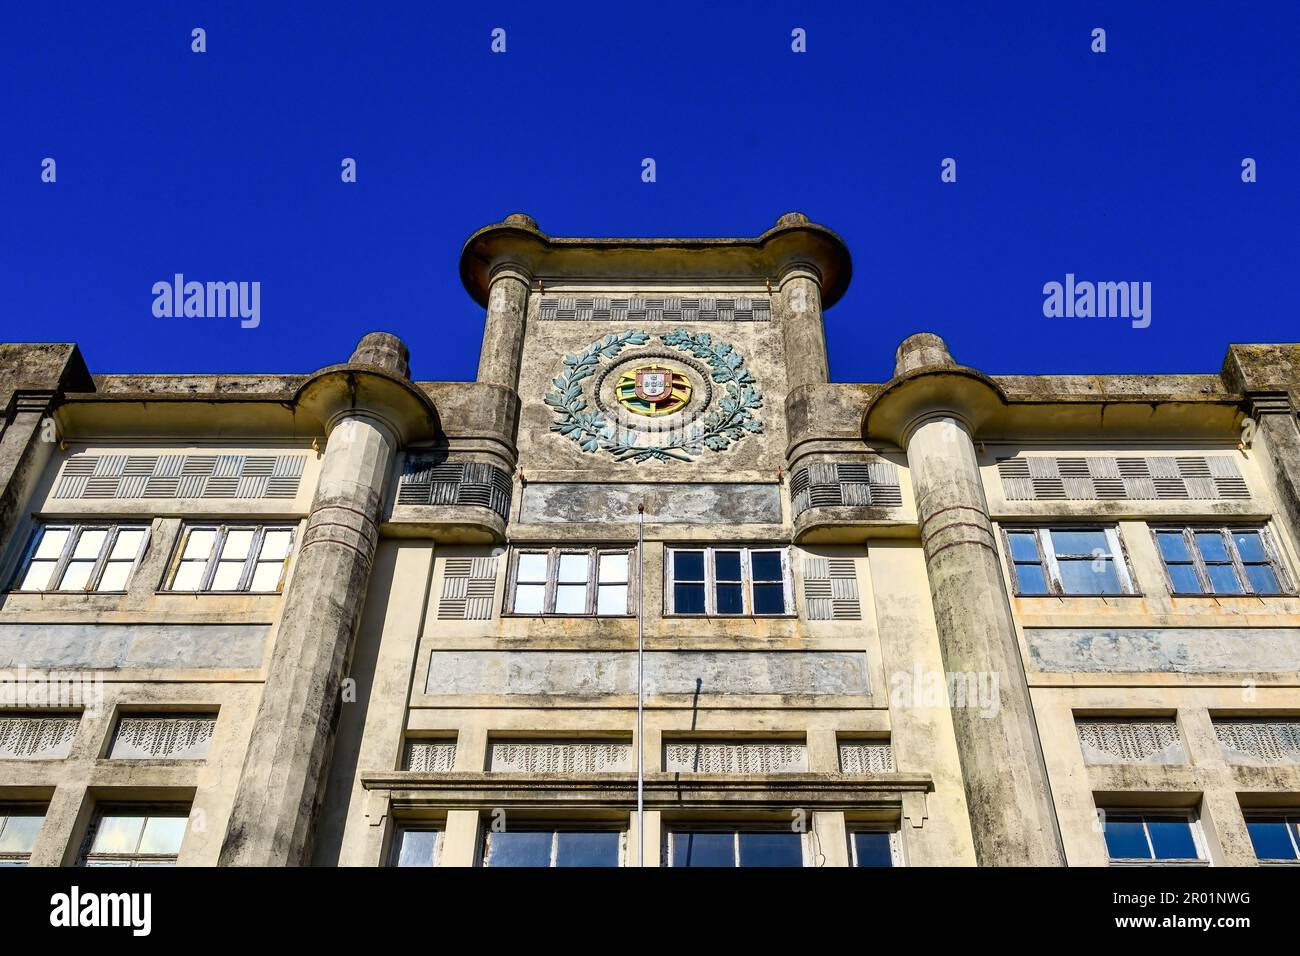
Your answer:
(737, 832), (802, 867)
(182, 529), (216, 560)
(1103, 817), (1150, 859)
(554, 583), (587, 614)
(211, 561), (244, 591)
(171, 560), (206, 591)
(715, 582), (743, 614)
(139, 815), (188, 855)
(249, 561), (284, 592)
(1156, 531), (1191, 563)
(487, 831), (553, 867)
(58, 561), (95, 592)
(1048, 529), (1109, 556)
(1207, 563), (1243, 594)
(671, 832), (734, 867)
(1246, 819), (1298, 861)
(516, 553), (549, 582)
(91, 815), (145, 854)
(673, 582), (706, 614)
(555, 831), (620, 867)
(558, 553), (589, 583)
(1014, 563), (1050, 595)
(220, 529), (255, 561)
(33, 528), (70, 560)
(96, 562), (131, 592)
(259, 530), (293, 560)
(395, 830), (438, 867)
(1058, 558), (1122, 595)
(598, 552), (628, 584)
(72, 528), (107, 560)
(673, 551), (704, 582)
(750, 551), (783, 582)
(1195, 532), (1230, 563)
(752, 583), (786, 615)
(851, 831), (894, 867)
(1147, 818), (1198, 860)
(18, 560), (58, 592)
(714, 551), (742, 581)
(596, 584), (627, 615)
(109, 529), (146, 561)
(513, 583), (545, 614)
(0, 815), (44, 853)
(1232, 531), (1267, 563)
(1244, 564), (1281, 594)
(1007, 532), (1039, 563)
(1167, 564), (1203, 593)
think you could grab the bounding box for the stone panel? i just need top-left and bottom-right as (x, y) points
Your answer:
(0, 623), (267, 669)
(1026, 627), (1300, 673)
(519, 482), (782, 524)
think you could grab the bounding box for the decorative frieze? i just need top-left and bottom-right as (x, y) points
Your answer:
(791, 461), (902, 519)
(54, 453), (305, 500)
(437, 556), (499, 620)
(997, 455), (1249, 502)
(396, 458), (512, 521)
(109, 714), (216, 760)
(663, 740), (807, 774)
(0, 714), (79, 759)
(838, 740), (895, 774)
(539, 295), (771, 323)
(404, 739), (458, 772)
(803, 557), (862, 620)
(488, 740), (632, 773)
(1075, 718), (1186, 765)
(1214, 719), (1300, 764)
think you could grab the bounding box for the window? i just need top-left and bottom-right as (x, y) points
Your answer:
(665, 547), (792, 616)
(82, 806), (189, 866)
(166, 524), (295, 593)
(849, 829), (902, 867)
(1003, 527), (1134, 596)
(664, 828), (806, 867)
(1244, 813), (1300, 863)
(14, 523), (149, 593)
(1101, 811), (1206, 865)
(0, 807), (45, 866)
(506, 547), (631, 616)
(1154, 526), (1291, 596)
(482, 827), (623, 867)
(390, 827), (442, 867)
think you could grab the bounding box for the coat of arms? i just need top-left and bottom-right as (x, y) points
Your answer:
(618, 364), (691, 416)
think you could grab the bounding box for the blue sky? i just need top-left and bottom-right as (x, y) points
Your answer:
(3, 2), (1297, 382)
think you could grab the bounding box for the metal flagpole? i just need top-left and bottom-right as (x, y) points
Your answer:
(636, 501), (645, 867)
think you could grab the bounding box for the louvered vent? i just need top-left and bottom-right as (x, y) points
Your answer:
(54, 453), (305, 500)
(398, 457), (512, 520)
(538, 295), (771, 323)
(803, 557), (862, 620)
(997, 456), (1249, 501)
(791, 460), (902, 519)
(437, 556), (499, 620)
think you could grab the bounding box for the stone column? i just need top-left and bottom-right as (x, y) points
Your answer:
(868, 334), (1065, 866)
(219, 333), (435, 866)
(476, 261), (532, 390)
(777, 261), (830, 391)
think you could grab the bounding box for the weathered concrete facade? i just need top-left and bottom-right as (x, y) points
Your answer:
(2, 213), (1299, 867)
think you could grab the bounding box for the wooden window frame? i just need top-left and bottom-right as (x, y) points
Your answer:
(1102, 809), (1209, 866)
(79, 803), (191, 867)
(164, 523), (297, 594)
(664, 546), (794, 617)
(847, 827), (905, 867)
(1151, 524), (1294, 597)
(480, 825), (626, 868)
(12, 522), (150, 594)
(0, 804), (47, 866)
(662, 825), (811, 867)
(503, 546), (635, 617)
(388, 825), (443, 867)
(1242, 811), (1300, 864)
(1000, 525), (1137, 597)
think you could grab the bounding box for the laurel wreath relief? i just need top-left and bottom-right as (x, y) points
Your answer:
(544, 328), (764, 463)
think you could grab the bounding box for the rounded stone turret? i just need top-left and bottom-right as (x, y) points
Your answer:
(775, 211), (810, 228)
(894, 332), (955, 377)
(349, 332), (410, 379)
(502, 213), (539, 230)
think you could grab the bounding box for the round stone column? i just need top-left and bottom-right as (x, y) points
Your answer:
(475, 224), (533, 389)
(219, 333), (436, 867)
(867, 333), (1066, 867)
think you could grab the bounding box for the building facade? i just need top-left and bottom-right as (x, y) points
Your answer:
(2, 212), (1299, 867)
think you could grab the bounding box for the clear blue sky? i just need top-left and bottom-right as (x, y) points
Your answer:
(3, 1), (1297, 382)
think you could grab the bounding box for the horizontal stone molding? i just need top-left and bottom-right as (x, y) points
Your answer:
(997, 455), (1249, 502)
(1026, 627), (1300, 674)
(519, 481), (782, 525)
(0, 623), (268, 670)
(539, 295), (771, 323)
(54, 452), (305, 500)
(424, 650), (870, 698)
